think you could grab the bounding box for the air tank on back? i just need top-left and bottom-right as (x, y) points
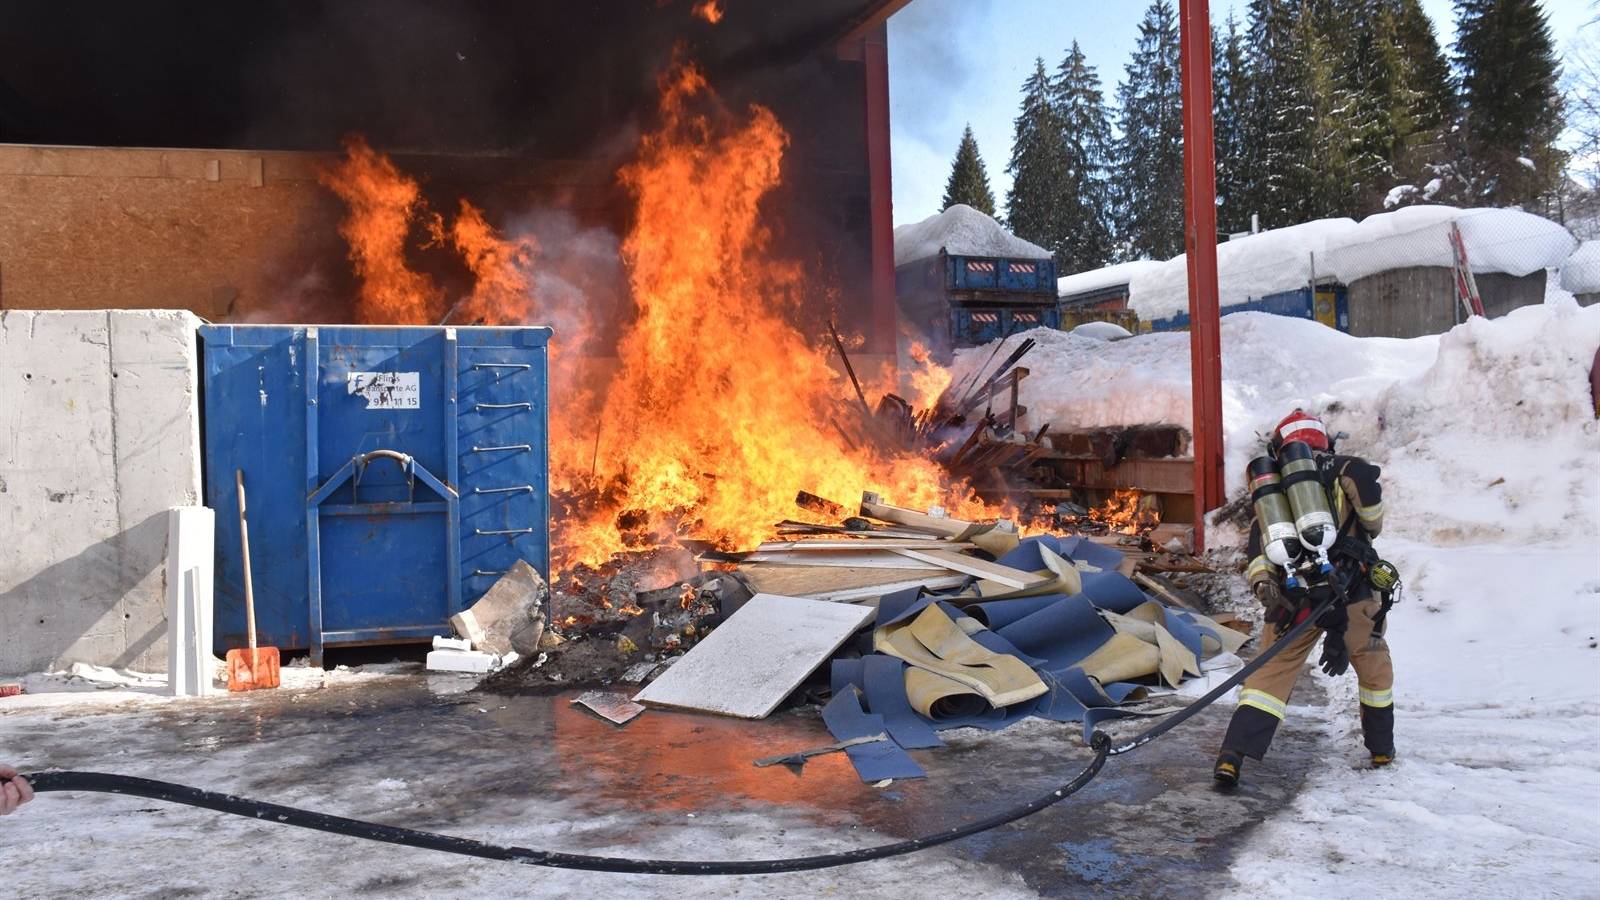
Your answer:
(1247, 456), (1304, 585)
(1277, 440), (1335, 570)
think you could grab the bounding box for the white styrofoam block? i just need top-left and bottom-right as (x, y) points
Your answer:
(432, 635), (472, 652)
(426, 649), (498, 673)
(632, 593), (874, 719)
(165, 506), (216, 697)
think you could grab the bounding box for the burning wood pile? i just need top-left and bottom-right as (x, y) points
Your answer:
(825, 333), (1197, 549)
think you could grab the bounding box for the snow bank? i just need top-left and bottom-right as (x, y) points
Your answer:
(950, 312), (1440, 493)
(1560, 239), (1600, 294)
(893, 204), (1051, 268)
(1105, 206), (1577, 321)
(1056, 259), (1162, 298)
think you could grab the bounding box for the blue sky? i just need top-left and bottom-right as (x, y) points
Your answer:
(887, 0), (1594, 226)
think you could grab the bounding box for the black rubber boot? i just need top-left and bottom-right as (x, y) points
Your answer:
(1361, 704), (1395, 762)
(1214, 750), (1244, 788)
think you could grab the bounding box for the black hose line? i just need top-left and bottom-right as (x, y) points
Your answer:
(16, 595), (1335, 876)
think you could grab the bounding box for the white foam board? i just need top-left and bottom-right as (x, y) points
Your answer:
(632, 593), (874, 719)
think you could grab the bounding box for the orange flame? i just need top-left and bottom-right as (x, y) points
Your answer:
(1095, 489), (1158, 535)
(321, 64), (988, 572)
(444, 199), (539, 325)
(319, 136), (443, 324)
(905, 341), (953, 410)
(549, 61), (979, 567)
(691, 0), (723, 23)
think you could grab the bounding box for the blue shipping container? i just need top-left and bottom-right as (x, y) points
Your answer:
(950, 305), (1062, 345)
(1143, 285), (1349, 333)
(200, 324), (551, 663)
(946, 254), (1057, 294)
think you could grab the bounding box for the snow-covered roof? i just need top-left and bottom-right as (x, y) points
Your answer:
(1131, 217), (1360, 319)
(1057, 259), (1163, 298)
(893, 204), (1052, 268)
(1078, 206), (1577, 321)
(1560, 240), (1600, 294)
(1323, 206), (1575, 283)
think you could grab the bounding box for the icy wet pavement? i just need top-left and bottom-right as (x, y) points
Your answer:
(0, 672), (1324, 898)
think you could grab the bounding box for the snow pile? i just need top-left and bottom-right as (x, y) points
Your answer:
(893, 204), (1051, 268)
(949, 312), (1440, 488)
(1097, 206), (1576, 321)
(1560, 239), (1600, 294)
(1366, 298), (1600, 547)
(1068, 320), (1133, 341)
(958, 299), (1600, 896)
(1056, 259), (1162, 298)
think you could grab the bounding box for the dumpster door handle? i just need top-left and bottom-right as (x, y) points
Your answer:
(351, 450), (415, 504)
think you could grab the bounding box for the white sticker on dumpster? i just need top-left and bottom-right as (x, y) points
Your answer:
(347, 372), (421, 409)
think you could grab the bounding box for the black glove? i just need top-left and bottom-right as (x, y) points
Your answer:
(1316, 603), (1350, 676)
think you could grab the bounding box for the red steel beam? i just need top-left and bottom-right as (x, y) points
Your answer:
(862, 21), (897, 355)
(1178, 0), (1225, 551)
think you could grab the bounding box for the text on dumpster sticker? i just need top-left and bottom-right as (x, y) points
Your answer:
(347, 372), (421, 409)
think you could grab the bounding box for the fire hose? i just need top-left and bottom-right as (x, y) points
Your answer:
(12, 594), (1336, 877)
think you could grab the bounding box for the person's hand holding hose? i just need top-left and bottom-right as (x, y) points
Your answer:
(1, 765), (34, 816)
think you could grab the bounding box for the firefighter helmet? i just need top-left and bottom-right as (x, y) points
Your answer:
(1273, 409), (1330, 452)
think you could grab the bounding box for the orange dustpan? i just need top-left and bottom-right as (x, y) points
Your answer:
(227, 470), (279, 691)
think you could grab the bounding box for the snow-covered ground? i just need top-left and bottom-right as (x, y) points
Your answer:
(956, 297), (1600, 896)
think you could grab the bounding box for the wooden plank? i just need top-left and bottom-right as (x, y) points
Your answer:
(736, 564), (965, 603)
(1132, 572), (1206, 614)
(888, 548), (1043, 590)
(774, 520), (945, 540)
(811, 575), (967, 603)
(1064, 458), (1196, 494)
(632, 594), (874, 719)
(755, 539), (973, 552)
(742, 550), (942, 570)
(860, 491), (973, 538)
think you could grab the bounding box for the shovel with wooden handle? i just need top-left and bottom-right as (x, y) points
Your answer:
(226, 469), (279, 691)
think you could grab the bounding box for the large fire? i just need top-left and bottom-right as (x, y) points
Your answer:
(320, 61), (989, 570)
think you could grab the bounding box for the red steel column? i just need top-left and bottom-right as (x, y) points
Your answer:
(1179, 0), (1225, 551)
(863, 22), (897, 356)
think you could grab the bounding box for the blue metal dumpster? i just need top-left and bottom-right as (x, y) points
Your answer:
(200, 325), (551, 663)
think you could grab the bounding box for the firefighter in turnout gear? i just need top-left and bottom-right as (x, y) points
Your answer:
(1213, 410), (1397, 787)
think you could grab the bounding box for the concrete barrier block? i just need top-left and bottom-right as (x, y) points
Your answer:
(0, 309), (203, 675)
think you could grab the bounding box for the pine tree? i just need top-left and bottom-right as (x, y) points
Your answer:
(1252, 0), (1316, 225)
(1339, 0), (1420, 212)
(1395, 0), (1456, 156)
(1292, 5), (1359, 218)
(1006, 58), (1073, 260)
(941, 124), (997, 217)
(1114, 0), (1185, 260)
(1050, 41), (1117, 272)
(1233, 0), (1289, 228)
(1214, 15), (1254, 235)
(1454, 0), (1565, 208)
